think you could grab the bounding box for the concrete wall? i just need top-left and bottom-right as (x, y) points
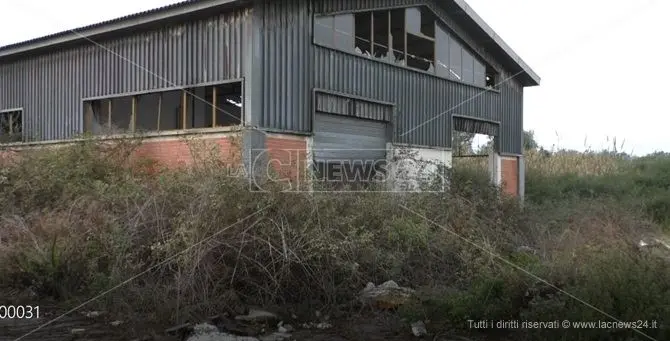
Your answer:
(385, 143), (452, 192)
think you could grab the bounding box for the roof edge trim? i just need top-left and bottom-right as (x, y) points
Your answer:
(452, 0), (540, 85)
(0, 0), (239, 59)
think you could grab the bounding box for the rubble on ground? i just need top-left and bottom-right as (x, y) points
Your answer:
(359, 280), (416, 309)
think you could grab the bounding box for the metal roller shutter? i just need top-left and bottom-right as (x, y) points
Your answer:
(313, 112), (388, 181)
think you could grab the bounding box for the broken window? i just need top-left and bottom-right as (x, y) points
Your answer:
(354, 12), (372, 56)
(406, 33), (434, 71)
(390, 9), (406, 65)
(82, 82), (243, 135)
(83, 100), (111, 135)
(435, 22), (496, 86)
(0, 109), (23, 143)
(404, 7), (435, 72)
(372, 11), (389, 59)
(109, 96), (133, 134)
(486, 67), (498, 88)
(209, 82), (243, 127)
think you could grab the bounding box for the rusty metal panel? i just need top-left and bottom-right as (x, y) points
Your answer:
(0, 8), (250, 142)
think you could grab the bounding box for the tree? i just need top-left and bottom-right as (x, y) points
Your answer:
(523, 130), (539, 151)
(453, 131), (475, 156)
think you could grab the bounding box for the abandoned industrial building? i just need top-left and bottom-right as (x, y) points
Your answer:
(0, 0), (540, 196)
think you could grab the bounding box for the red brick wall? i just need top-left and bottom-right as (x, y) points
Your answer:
(501, 157), (519, 197)
(0, 134), (242, 173)
(132, 135), (240, 171)
(264, 135), (308, 190)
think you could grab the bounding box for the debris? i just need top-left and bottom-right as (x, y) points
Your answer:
(70, 328), (86, 335)
(277, 324), (293, 333)
(166, 322), (194, 338)
(316, 322), (333, 330)
(110, 320), (123, 326)
(84, 311), (104, 318)
(360, 280), (415, 308)
(235, 309), (278, 323)
(411, 321), (427, 337)
(258, 332), (291, 341)
(186, 323), (260, 341)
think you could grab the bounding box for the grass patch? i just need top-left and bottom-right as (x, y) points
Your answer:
(0, 140), (669, 340)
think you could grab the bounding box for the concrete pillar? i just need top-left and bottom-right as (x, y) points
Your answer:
(488, 152), (501, 186)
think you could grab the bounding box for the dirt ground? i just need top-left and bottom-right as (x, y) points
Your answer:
(1, 290), (493, 341)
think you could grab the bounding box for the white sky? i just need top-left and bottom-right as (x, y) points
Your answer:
(1, 0), (668, 155)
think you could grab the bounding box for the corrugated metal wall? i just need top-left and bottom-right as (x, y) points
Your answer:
(0, 8), (250, 142)
(257, 0), (313, 133)
(313, 0), (524, 154)
(256, 0), (525, 154)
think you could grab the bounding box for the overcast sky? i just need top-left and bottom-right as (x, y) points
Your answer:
(1, 0), (668, 155)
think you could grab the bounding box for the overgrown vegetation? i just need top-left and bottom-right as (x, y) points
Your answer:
(0, 137), (669, 341)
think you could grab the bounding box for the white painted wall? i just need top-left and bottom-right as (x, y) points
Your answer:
(385, 143), (452, 192)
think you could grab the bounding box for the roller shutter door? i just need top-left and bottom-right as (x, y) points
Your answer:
(313, 113), (388, 180)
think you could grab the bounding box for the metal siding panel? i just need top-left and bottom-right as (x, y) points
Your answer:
(308, 0), (524, 154)
(260, 0), (311, 133)
(0, 9), (249, 142)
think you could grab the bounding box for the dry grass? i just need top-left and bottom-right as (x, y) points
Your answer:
(525, 149), (627, 176)
(1, 139), (669, 341)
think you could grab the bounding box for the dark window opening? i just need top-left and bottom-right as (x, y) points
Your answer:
(208, 82), (243, 127)
(82, 82), (242, 135)
(313, 7), (498, 87)
(372, 11), (389, 59)
(486, 67), (498, 88)
(406, 33), (434, 71)
(0, 110), (23, 143)
(109, 97), (133, 134)
(390, 9), (406, 64)
(354, 12), (372, 56)
(135, 92), (162, 132)
(158, 90), (183, 131)
(186, 87), (211, 129)
(83, 100), (110, 135)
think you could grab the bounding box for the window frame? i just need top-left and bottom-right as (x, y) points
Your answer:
(312, 6), (500, 91)
(0, 108), (24, 144)
(81, 79), (244, 137)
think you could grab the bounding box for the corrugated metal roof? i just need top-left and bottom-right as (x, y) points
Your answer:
(0, 0), (195, 52)
(0, 0), (245, 58)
